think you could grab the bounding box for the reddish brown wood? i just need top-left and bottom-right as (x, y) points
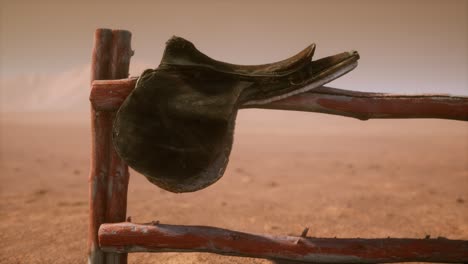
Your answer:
(104, 30), (133, 264)
(90, 78), (468, 121)
(109, 30), (133, 79)
(89, 29), (133, 264)
(255, 86), (468, 121)
(89, 28), (113, 264)
(104, 30), (132, 223)
(105, 135), (130, 222)
(104, 113), (129, 264)
(99, 222), (468, 263)
(90, 78), (137, 111)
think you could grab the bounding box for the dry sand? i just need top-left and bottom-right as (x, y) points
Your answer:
(0, 111), (467, 263)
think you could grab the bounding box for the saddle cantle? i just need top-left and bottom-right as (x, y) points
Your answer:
(113, 36), (359, 193)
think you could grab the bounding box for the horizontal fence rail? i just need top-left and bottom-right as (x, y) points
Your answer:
(90, 78), (468, 121)
(99, 222), (468, 263)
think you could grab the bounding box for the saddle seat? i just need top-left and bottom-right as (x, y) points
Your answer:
(160, 36), (315, 77)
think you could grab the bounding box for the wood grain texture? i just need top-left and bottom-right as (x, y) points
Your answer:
(91, 78), (468, 121)
(90, 78), (137, 111)
(89, 28), (113, 264)
(252, 86), (468, 121)
(105, 30), (132, 224)
(88, 28), (133, 264)
(99, 222), (468, 263)
(104, 29), (133, 264)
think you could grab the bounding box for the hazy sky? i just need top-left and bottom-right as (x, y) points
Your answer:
(1, 0), (467, 95)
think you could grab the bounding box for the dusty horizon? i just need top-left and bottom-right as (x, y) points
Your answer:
(1, 0), (467, 113)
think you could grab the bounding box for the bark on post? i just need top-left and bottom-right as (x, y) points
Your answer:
(99, 222), (468, 263)
(89, 28), (113, 264)
(88, 28), (133, 264)
(105, 29), (133, 264)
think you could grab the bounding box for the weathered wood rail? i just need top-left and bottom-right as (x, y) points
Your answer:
(98, 222), (468, 263)
(90, 78), (468, 121)
(88, 28), (468, 264)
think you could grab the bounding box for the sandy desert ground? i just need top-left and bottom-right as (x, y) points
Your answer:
(0, 111), (467, 263)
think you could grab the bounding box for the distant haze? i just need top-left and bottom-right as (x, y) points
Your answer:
(1, 0), (467, 112)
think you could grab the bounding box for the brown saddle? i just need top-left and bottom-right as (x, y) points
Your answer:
(160, 36), (316, 76)
(113, 36), (359, 193)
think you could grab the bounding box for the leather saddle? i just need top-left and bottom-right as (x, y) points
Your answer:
(160, 36), (315, 77)
(113, 36), (359, 193)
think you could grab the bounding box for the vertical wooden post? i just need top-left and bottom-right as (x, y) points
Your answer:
(105, 30), (133, 264)
(89, 28), (113, 264)
(88, 28), (133, 264)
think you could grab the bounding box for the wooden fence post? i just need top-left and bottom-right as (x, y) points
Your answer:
(88, 28), (133, 264)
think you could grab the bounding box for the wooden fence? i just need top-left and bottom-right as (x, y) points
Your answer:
(88, 28), (468, 264)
